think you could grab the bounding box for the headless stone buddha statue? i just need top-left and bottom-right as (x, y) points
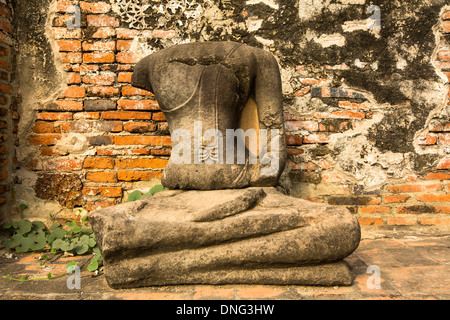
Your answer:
(90, 42), (361, 288)
(131, 41), (287, 190)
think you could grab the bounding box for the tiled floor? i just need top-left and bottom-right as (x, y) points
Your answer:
(0, 228), (449, 300)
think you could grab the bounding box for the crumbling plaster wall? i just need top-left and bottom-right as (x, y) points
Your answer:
(7, 0), (450, 227)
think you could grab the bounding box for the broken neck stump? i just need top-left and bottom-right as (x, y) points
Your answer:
(90, 42), (361, 289)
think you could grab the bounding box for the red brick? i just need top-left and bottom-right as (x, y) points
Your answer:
(115, 158), (168, 169)
(285, 135), (303, 146)
(60, 52), (82, 63)
(152, 29), (176, 39)
(91, 27), (115, 38)
(0, 58), (11, 71)
(417, 134), (437, 145)
(437, 158), (450, 169)
(117, 99), (159, 110)
(152, 112), (166, 121)
(117, 28), (138, 39)
(101, 111), (152, 120)
(86, 15), (119, 27)
(83, 186), (122, 197)
(416, 194), (450, 202)
(118, 72), (133, 83)
(124, 122), (157, 133)
(82, 40), (115, 51)
(116, 52), (139, 64)
(85, 171), (117, 182)
(66, 72), (81, 84)
(122, 86), (154, 96)
(360, 206), (390, 214)
(439, 50), (450, 61)
(116, 40), (132, 51)
(443, 20), (450, 33)
(28, 134), (61, 146)
(151, 148), (171, 156)
(82, 73), (115, 85)
(86, 86), (119, 97)
(384, 195), (410, 203)
(36, 112), (72, 121)
(287, 148), (304, 155)
(52, 27), (82, 39)
(358, 218), (383, 226)
(284, 120), (318, 132)
(423, 172), (450, 180)
(56, 1), (72, 12)
(418, 218), (450, 225)
(290, 161), (316, 171)
(97, 148), (150, 156)
(80, 1), (111, 13)
(439, 133), (450, 145)
(114, 135), (171, 146)
(27, 159), (83, 171)
(117, 170), (162, 181)
(293, 86), (311, 96)
(388, 183), (442, 193)
(86, 199), (118, 211)
(314, 110), (365, 119)
(83, 52), (115, 63)
(60, 86), (85, 98)
(84, 157), (115, 169)
(73, 112), (100, 120)
(303, 133), (329, 144)
(397, 205), (449, 214)
(32, 122), (61, 134)
(386, 218), (416, 226)
(56, 40), (81, 51)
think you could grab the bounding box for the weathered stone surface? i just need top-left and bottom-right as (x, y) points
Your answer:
(91, 187), (360, 288)
(34, 173), (83, 208)
(131, 41), (287, 190)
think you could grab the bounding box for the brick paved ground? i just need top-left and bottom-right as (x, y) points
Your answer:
(0, 227), (449, 300)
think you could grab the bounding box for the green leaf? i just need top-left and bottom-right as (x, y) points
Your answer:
(15, 237), (34, 253)
(87, 238), (96, 248)
(60, 240), (73, 252)
(81, 215), (88, 223)
(51, 238), (64, 250)
(66, 221), (77, 228)
(149, 184), (168, 196)
(4, 222), (14, 229)
(3, 238), (17, 249)
(30, 235), (47, 251)
(31, 221), (46, 231)
(47, 228), (66, 244)
(74, 243), (89, 255)
(87, 257), (98, 272)
(16, 220), (32, 235)
(50, 222), (61, 230)
(127, 190), (143, 202)
(81, 227), (93, 235)
(66, 261), (78, 273)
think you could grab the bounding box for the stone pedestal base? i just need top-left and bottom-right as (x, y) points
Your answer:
(90, 187), (361, 289)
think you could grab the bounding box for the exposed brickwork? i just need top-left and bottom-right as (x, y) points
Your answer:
(4, 1), (449, 230)
(0, 0), (13, 223)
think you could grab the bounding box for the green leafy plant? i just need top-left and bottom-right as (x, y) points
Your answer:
(127, 184), (167, 202)
(2, 215), (103, 274)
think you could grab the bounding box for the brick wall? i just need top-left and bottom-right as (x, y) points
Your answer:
(0, 0), (13, 224)
(7, 1), (450, 228)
